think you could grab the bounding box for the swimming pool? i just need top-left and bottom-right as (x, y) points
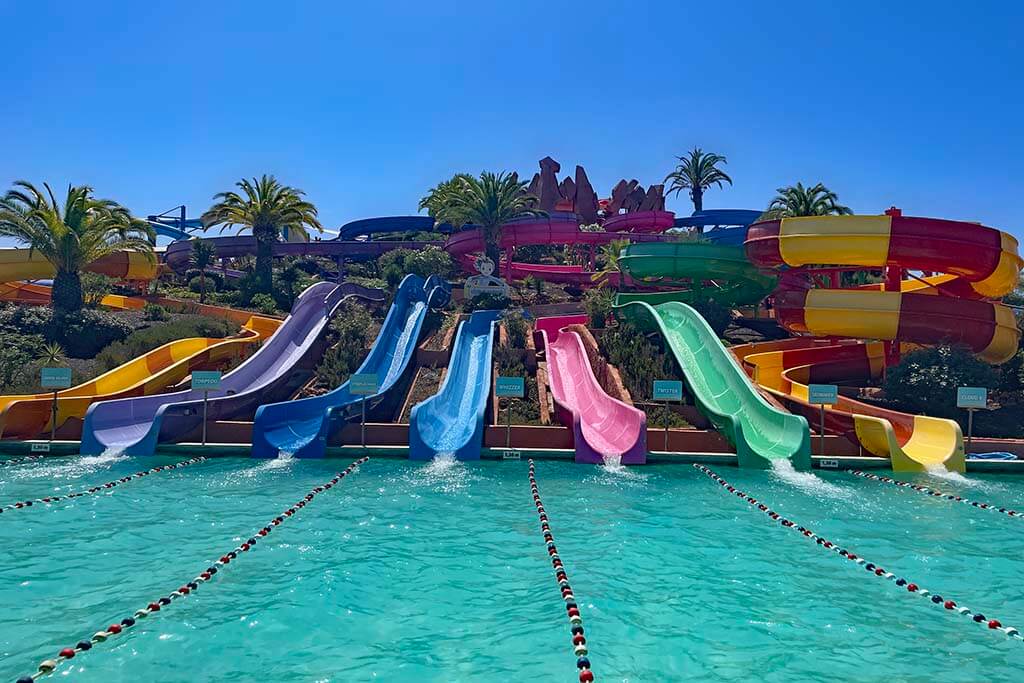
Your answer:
(2, 454), (1024, 681)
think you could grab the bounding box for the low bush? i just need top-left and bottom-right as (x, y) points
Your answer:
(144, 303), (171, 321)
(463, 293), (511, 312)
(493, 345), (541, 424)
(314, 302), (375, 388)
(250, 293), (278, 315)
(583, 287), (615, 328)
(0, 306), (134, 358)
(184, 269), (224, 290)
(501, 309), (529, 348)
(377, 246), (455, 282)
(94, 316), (235, 371)
(82, 273), (114, 308)
(883, 345), (999, 420)
(0, 331), (44, 389)
(599, 322), (679, 402)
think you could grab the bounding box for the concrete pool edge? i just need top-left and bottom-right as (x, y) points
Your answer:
(3, 440), (1024, 473)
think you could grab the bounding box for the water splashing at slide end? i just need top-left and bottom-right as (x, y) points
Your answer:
(770, 459), (849, 498)
(925, 463), (994, 490)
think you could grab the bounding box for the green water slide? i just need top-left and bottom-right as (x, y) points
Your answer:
(616, 242), (777, 306)
(615, 299), (811, 469)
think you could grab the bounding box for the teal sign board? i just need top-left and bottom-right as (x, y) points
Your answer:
(956, 386), (987, 409)
(808, 384), (838, 405)
(496, 376), (525, 398)
(350, 373), (379, 396)
(653, 380), (683, 402)
(40, 367), (72, 389)
(191, 370), (222, 390)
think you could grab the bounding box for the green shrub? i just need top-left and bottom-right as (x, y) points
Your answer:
(501, 309), (529, 348)
(0, 332), (42, 390)
(493, 345), (541, 424)
(583, 287), (615, 329)
(883, 345), (999, 420)
(250, 293), (278, 315)
(144, 303), (170, 321)
(314, 302), (374, 388)
(189, 275), (218, 294)
(599, 322), (679, 402)
(185, 269), (224, 290)
(377, 246), (455, 282)
(464, 293), (510, 312)
(82, 273), (114, 308)
(94, 315), (234, 371)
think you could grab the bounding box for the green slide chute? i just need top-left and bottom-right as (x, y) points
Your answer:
(616, 242), (777, 306)
(615, 299), (811, 469)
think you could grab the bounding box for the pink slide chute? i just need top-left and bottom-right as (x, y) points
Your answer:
(538, 316), (647, 464)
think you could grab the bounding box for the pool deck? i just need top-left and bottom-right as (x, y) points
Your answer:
(2, 440), (1024, 473)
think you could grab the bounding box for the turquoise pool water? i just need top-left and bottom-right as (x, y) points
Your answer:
(2, 454), (1024, 681)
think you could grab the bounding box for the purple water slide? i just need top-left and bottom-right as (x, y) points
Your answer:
(164, 236), (444, 272)
(79, 281), (384, 455)
(538, 316), (647, 464)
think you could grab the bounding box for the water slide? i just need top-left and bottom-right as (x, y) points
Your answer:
(614, 299), (811, 469)
(409, 309), (501, 461)
(614, 242), (777, 306)
(0, 249), (158, 282)
(536, 316), (647, 464)
(0, 316), (278, 440)
(443, 213), (670, 285)
(744, 213), (1023, 471)
(163, 233), (444, 273)
(80, 281), (384, 455)
(250, 274), (449, 458)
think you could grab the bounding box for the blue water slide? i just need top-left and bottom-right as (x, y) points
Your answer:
(408, 309), (500, 461)
(250, 274), (449, 458)
(336, 216), (454, 240)
(673, 209), (762, 246)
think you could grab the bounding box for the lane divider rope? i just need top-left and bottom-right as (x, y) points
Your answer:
(693, 464), (1024, 644)
(0, 457), (207, 514)
(848, 469), (1022, 518)
(528, 459), (594, 683)
(0, 455), (44, 468)
(16, 456), (368, 682)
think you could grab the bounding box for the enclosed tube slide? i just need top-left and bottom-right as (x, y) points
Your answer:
(745, 214), (1023, 471)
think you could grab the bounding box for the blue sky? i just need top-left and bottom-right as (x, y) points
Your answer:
(0, 1), (1021, 244)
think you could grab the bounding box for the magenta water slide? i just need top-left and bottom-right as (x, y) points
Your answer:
(80, 281), (384, 455)
(444, 212), (672, 285)
(537, 316), (647, 464)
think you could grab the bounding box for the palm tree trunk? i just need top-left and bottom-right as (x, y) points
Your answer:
(255, 233), (274, 294)
(52, 268), (83, 314)
(199, 274), (207, 304)
(483, 225), (501, 275)
(692, 188), (704, 233)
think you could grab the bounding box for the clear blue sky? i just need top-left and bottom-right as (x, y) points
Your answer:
(1, 1), (1021, 243)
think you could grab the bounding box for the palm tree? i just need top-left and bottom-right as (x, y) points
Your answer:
(765, 182), (853, 218)
(201, 175), (322, 295)
(664, 148), (733, 227)
(418, 173), (473, 225)
(424, 171), (544, 269)
(277, 261), (303, 308)
(190, 239), (216, 303)
(591, 238), (631, 289)
(0, 182), (155, 314)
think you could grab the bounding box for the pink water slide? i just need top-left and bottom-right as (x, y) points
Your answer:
(536, 316), (647, 464)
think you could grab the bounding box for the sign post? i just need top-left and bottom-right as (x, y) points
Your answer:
(807, 384), (838, 455)
(496, 376), (526, 449)
(350, 374), (379, 449)
(40, 367), (72, 443)
(190, 371), (222, 446)
(653, 380), (684, 452)
(956, 387), (987, 454)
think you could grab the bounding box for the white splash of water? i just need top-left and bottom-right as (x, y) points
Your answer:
(18, 448), (127, 480)
(770, 459), (850, 498)
(924, 464), (991, 489)
(406, 452), (474, 493)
